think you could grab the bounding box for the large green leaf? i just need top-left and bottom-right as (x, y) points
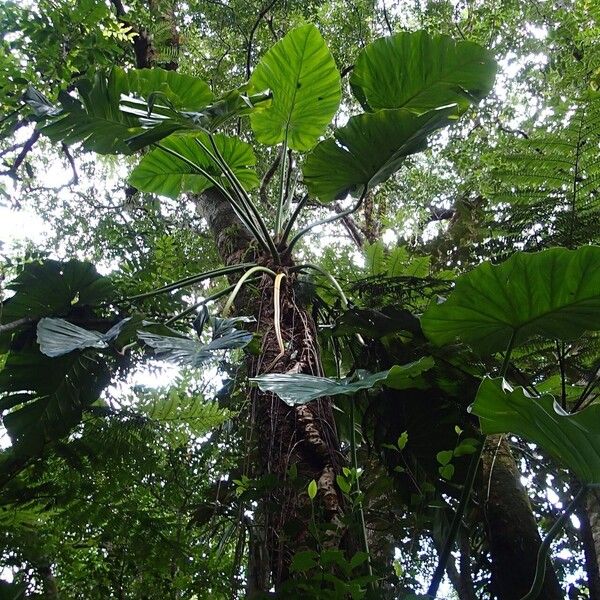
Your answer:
(250, 357), (434, 406)
(303, 106), (456, 201)
(350, 30), (497, 113)
(248, 23), (341, 151)
(40, 70), (137, 154)
(0, 342), (110, 455)
(0, 259), (114, 346)
(124, 68), (213, 111)
(128, 132), (259, 198)
(40, 67), (214, 155)
(421, 246), (600, 355)
(471, 377), (600, 484)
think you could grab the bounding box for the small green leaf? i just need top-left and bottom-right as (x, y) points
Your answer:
(350, 551), (368, 570)
(336, 475), (351, 494)
(453, 438), (479, 457)
(436, 450), (453, 466)
(307, 479), (318, 500)
(439, 464), (455, 480)
(290, 550), (318, 573)
(397, 431), (409, 450)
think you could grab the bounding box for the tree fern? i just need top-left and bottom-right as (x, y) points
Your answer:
(135, 386), (234, 444)
(486, 91), (600, 249)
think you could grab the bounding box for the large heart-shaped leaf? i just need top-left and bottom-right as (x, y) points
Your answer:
(250, 357), (434, 406)
(128, 132), (259, 198)
(421, 246), (600, 355)
(303, 106), (456, 201)
(471, 377), (600, 484)
(350, 31), (497, 113)
(248, 23), (341, 151)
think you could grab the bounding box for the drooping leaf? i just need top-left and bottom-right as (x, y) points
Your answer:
(350, 31), (496, 113)
(39, 67), (215, 155)
(22, 86), (61, 117)
(471, 377), (600, 483)
(248, 23), (341, 151)
(421, 246), (600, 355)
(138, 316), (253, 366)
(128, 132), (259, 198)
(36, 317), (130, 357)
(250, 357), (434, 406)
(40, 70), (137, 154)
(302, 106), (456, 202)
(123, 88), (271, 151)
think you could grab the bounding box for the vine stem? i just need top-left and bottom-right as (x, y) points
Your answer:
(350, 394), (374, 587)
(126, 263), (255, 301)
(221, 266), (276, 317)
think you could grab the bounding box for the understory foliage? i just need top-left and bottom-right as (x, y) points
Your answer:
(0, 1), (599, 599)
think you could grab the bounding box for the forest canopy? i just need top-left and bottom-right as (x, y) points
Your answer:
(0, 1), (600, 599)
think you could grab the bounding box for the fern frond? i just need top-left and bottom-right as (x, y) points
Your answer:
(137, 389), (234, 441)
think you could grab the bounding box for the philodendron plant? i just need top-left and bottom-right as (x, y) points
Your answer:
(27, 25), (496, 290)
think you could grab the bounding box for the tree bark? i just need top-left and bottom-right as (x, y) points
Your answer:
(579, 488), (600, 599)
(195, 190), (348, 593)
(431, 530), (477, 600)
(480, 435), (563, 600)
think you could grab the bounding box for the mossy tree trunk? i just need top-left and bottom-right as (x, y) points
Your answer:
(479, 435), (563, 600)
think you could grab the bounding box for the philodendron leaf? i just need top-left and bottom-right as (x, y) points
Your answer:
(129, 132), (259, 198)
(350, 30), (497, 113)
(39, 67), (215, 155)
(302, 106), (456, 202)
(421, 246), (600, 355)
(250, 357), (434, 406)
(37, 318), (131, 357)
(138, 316), (253, 366)
(471, 377), (600, 484)
(248, 23), (341, 151)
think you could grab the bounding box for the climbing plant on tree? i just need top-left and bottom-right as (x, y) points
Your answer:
(2, 3), (600, 599)
(2, 23), (498, 595)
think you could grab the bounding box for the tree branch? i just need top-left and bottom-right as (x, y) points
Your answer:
(0, 130), (40, 178)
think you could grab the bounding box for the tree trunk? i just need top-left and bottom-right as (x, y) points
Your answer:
(579, 488), (600, 599)
(480, 435), (563, 600)
(431, 530), (477, 600)
(195, 190), (348, 593)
